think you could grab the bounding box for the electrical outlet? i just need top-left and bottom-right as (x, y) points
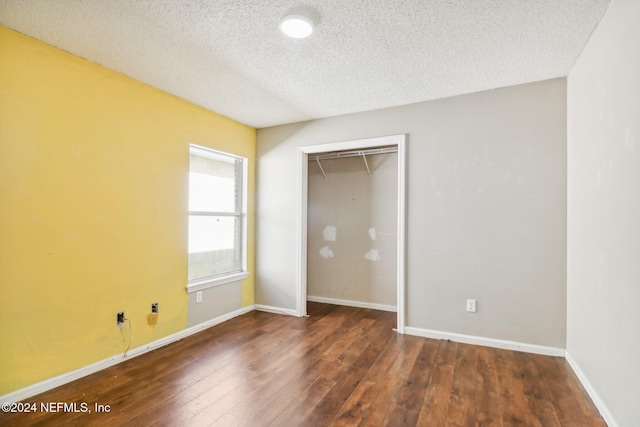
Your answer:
(151, 302), (159, 313)
(466, 299), (477, 313)
(116, 311), (125, 326)
(148, 313), (159, 325)
(196, 291), (203, 303)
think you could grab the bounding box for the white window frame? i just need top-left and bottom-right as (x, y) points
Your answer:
(186, 144), (248, 293)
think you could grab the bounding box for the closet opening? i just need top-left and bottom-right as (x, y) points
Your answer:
(296, 135), (406, 332)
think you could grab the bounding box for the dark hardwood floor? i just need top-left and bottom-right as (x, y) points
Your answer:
(0, 302), (605, 426)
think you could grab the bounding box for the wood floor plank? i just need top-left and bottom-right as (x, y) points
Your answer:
(0, 302), (606, 427)
(496, 349), (561, 427)
(416, 340), (458, 425)
(364, 336), (425, 426)
(302, 329), (393, 425)
(474, 345), (503, 427)
(514, 351), (564, 426)
(321, 317), (376, 362)
(446, 343), (479, 426)
(386, 339), (439, 426)
(301, 309), (395, 424)
(268, 377), (337, 427)
(329, 379), (377, 426)
(234, 360), (333, 425)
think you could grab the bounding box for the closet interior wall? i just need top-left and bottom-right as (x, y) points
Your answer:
(307, 152), (398, 309)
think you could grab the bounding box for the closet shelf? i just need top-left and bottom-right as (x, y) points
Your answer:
(310, 146), (397, 179)
(308, 146), (398, 161)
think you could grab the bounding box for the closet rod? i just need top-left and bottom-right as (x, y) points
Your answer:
(308, 146), (398, 161)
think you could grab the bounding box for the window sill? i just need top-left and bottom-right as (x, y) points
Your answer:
(186, 272), (249, 293)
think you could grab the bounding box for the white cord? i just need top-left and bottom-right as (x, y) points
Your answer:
(123, 318), (132, 358)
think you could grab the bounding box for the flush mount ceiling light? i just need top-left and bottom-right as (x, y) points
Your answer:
(280, 14), (314, 38)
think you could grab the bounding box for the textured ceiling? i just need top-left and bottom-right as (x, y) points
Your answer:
(0, 0), (610, 128)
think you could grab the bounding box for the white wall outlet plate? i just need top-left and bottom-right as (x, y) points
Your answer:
(466, 299), (477, 313)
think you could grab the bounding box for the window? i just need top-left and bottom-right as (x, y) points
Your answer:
(187, 145), (247, 290)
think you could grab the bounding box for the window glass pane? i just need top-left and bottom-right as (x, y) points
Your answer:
(189, 215), (236, 252)
(189, 172), (236, 212)
(188, 215), (240, 280)
(189, 151), (239, 212)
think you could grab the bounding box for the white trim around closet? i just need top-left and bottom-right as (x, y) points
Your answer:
(297, 134), (406, 332)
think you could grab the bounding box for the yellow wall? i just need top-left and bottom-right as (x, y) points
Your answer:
(0, 26), (256, 394)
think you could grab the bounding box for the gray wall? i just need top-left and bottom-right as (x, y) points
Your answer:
(257, 78), (567, 348)
(307, 154), (397, 307)
(187, 281), (242, 327)
(567, 0), (640, 425)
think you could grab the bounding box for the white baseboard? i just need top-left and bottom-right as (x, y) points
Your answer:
(404, 326), (565, 357)
(0, 305), (255, 404)
(565, 351), (617, 427)
(254, 304), (299, 316)
(307, 295), (397, 313)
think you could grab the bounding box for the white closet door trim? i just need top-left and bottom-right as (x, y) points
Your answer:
(297, 134), (406, 333)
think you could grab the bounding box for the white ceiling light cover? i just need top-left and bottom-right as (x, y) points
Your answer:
(280, 14), (313, 38)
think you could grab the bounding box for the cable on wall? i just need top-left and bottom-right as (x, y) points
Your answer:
(122, 318), (132, 358)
